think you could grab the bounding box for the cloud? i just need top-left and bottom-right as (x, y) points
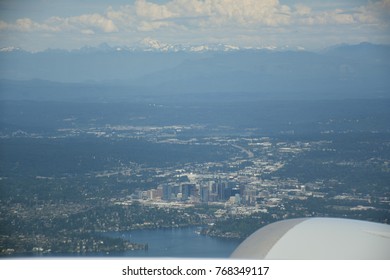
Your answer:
(136, 0), (177, 20)
(0, 18), (59, 32)
(136, 0), (293, 28)
(69, 14), (118, 33)
(297, 9), (355, 25)
(81, 29), (95, 35)
(136, 20), (172, 32)
(110, 0), (390, 31)
(0, 13), (118, 34)
(1, 0), (389, 50)
(293, 0), (390, 27)
(81, 0), (294, 33)
(294, 4), (311, 17)
(2, 0), (389, 33)
(355, 0), (390, 25)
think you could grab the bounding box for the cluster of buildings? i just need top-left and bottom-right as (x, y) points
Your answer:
(132, 180), (245, 205)
(127, 173), (320, 212)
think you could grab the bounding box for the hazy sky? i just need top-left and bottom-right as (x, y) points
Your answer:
(0, 0), (389, 51)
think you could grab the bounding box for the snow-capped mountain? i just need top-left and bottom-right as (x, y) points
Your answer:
(0, 39), (309, 54)
(0, 42), (389, 100)
(0, 46), (22, 52)
(136, 38), (243, 53)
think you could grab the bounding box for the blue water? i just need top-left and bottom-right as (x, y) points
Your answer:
(103, 227), (242, 258)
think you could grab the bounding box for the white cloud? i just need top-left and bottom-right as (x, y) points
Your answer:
(1, 0), (389, 50)
(81, 29), (95, 35)
(136, 0), (177, 20)
(0, 20), (10, 30)
(70, 14), (118, 33)
(0, 17), (59, 32)
(2, 0), (389, 33)
(83, 0), (294, 33)
(142, 0), (293, 28)
(109, 0), (389, 31)
(355, 0), (390, 25)
(138, 20), (173, 32)
(300, 9), (355, 25)
(294, 4), (311, 16)
(0, 13), (118, 34)
(293, 0), (390, 27)
(15, 18), (37, 32)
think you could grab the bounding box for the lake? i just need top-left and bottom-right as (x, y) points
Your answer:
(103, 227), (242, 258)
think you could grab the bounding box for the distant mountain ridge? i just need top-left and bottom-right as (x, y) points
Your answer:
(0, 39), (290, 54)
(0, 42), (389, 100)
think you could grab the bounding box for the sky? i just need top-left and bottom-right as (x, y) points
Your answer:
(0, 0), (389, 52)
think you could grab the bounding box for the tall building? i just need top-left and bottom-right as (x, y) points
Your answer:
(209, 181), (217, 194)
(181, 183), (196, 200)
(155, 186), (163, 199)
(217, 181), (226, 201)
(243, 188), (257, 205)
(200, 186), (209, 203)
(162, 184), (171, 201)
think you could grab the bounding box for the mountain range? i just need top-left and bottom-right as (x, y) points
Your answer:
(0, 42), (389, 101)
